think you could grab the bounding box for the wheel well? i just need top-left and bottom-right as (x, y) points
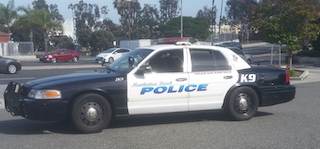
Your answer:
(66, 90), (116, 118)
(222, 85), (262, 109)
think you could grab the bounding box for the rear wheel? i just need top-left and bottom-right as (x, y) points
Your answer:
(224, 87), (259, 120)
(51, 57), (57, 63)
(7, 63), (17, 74)
(72, 56), (78, 63)
(71, 93), (112, 133)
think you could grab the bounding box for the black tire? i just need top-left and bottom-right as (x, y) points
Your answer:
(6, 63), (17, 74)
(108, 57), (114, 63)
(51, 57), (57, 63)
(224, 87), (259, 121)
(71, 93), (112, 133)
(72, 56), (78, 63)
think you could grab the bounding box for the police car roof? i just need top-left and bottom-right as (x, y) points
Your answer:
(136, 43), (231, 52)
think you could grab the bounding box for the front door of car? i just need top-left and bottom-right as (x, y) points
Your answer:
(127, 48), (189, 114)
(187, 48), (238, 111)
(55, 50), (67, 61)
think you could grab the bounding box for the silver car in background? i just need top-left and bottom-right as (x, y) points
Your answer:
(226, 47), (253, 64)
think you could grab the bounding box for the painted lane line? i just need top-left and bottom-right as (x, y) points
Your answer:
(0, 77), (36, 81)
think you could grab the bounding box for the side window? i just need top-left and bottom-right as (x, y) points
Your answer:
(147, 49), (184, 73)
(190, 49), (231, 71)
(117, 49), (130, 53)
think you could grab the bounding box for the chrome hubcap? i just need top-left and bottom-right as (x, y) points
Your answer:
(73, 57), (78, 62)
(239, 97), (248, 111)
(80, 102), (103, 126)
(86, 107), (98, 120)
(235, 93), (251, 114)
(8, 65), (16, 73)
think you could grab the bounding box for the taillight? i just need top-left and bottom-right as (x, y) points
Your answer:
(286, 70), (290, 83)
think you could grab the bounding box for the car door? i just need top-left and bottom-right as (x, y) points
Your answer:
(127, 48), (189, 114)
(187, 48), (239, 111)
(54, 50), (65, 61)
(112, 49), (122, 60)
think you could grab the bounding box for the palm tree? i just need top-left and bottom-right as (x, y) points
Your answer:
(30, 8), (63, 53)
(0, 0), (19, 36)
(14, 5), (34, 42)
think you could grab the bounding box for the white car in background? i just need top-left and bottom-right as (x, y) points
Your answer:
(95, 48), (131, 64)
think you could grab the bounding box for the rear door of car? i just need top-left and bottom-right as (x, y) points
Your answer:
(0, 57), (6, 72)
(127, 48), (189, 114)
(187, 48), (239, 111)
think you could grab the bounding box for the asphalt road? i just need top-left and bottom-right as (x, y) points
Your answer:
(0, 82), (319, 148)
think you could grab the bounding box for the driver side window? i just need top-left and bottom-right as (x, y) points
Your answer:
(147, 49), (184, 73)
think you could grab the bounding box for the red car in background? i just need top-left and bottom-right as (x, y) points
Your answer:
(39, 49), (80, 63)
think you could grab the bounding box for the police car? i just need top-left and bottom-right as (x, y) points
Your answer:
(4, 41), (296, 133)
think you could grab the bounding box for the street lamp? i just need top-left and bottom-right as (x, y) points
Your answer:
(180, 0), (183, 37)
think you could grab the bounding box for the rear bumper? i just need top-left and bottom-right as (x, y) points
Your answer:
(259, 85), (296, 106)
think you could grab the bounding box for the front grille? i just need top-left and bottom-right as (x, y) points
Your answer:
(20, 85), (30, 97)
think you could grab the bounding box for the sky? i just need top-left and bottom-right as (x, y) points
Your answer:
(13, 0), (227, 24)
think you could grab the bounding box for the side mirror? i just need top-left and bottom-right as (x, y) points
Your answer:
(136, 65), (152, 75)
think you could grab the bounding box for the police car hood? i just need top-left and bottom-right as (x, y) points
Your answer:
(25, 71), (122, 89)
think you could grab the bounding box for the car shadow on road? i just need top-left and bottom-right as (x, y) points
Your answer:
(0, 110), (273, 135)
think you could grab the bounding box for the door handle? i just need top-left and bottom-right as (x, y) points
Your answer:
(223, 76), (233, 79)
(176, 78), (187, 82)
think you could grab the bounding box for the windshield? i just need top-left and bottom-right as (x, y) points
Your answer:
(103, 48), (116, 53)
(106, 48), (153, 74)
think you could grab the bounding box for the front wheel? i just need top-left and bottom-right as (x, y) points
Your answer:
(51, 57), (57, 63)
(71, 93), (112, 133)
(224, 87), (259, 121)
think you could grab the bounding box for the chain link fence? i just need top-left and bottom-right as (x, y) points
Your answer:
(0, 42), (34, 56)
(204, 32), (239, 44)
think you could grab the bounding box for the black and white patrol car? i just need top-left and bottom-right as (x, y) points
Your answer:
(4, 42), (296, 133)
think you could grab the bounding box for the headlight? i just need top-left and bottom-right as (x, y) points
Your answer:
(28, 89), (61, 99)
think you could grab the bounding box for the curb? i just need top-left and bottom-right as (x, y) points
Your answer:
(290, 70), (309, 81)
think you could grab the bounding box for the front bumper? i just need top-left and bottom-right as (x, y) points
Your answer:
(259, 85), (296, 106)
(4, 82), (68, 121)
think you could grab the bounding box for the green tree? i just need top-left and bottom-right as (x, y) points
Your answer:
(252, 0), (320, 68)
(0, 0), (19, 34)
(159, 0), (179, 24)
(196, 5), (217, 25)
(89, 30), (116, 52)
(157, 17), (210, 40)
(113, 0), (141, 40)
(30, 8), (63, 53)
(68, 1), (101, 40)
(51, 35), (74, 49)
(138, 4), (159, 38)
(226, 0), (257, 25)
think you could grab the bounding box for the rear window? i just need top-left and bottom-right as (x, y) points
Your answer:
(189, 49), (231, 71)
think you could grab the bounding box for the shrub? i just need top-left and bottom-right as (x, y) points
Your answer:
(295, 50), (320, 57)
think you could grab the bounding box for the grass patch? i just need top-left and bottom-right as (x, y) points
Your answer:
(288, 69), (302, 77)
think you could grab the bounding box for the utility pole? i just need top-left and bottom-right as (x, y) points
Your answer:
(218, 0), (223, 34)
(180, 0), (183, 37)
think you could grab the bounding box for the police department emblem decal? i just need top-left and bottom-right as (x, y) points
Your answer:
(233, 54), (238, 62)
